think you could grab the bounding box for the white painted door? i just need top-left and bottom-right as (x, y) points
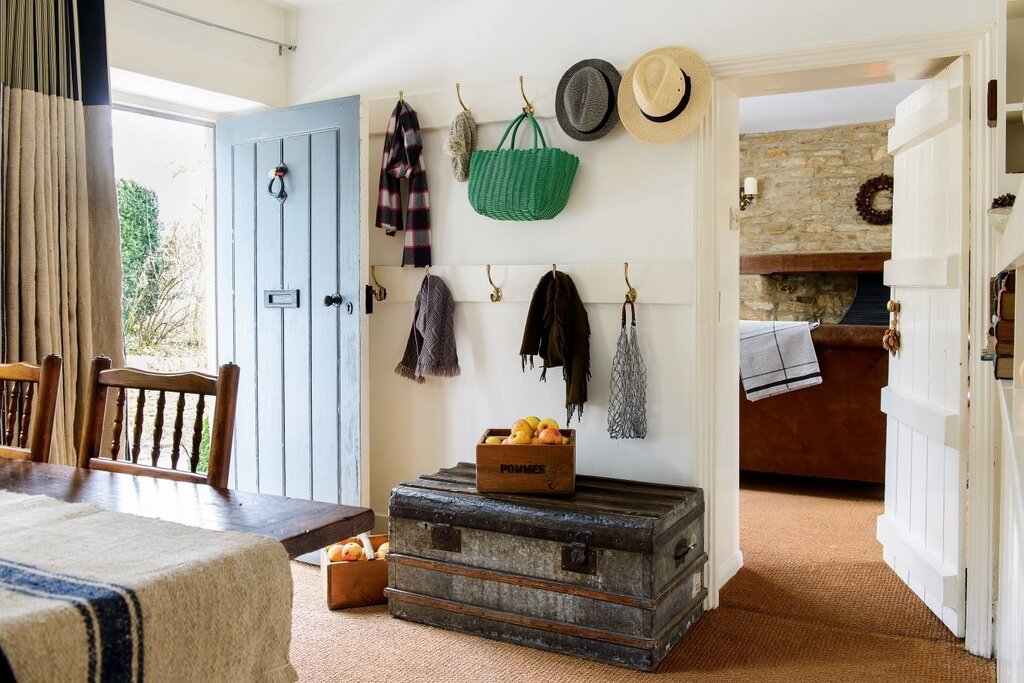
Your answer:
(877, 58), (969, 637)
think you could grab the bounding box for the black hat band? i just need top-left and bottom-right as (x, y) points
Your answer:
(641, 71), (692, 124)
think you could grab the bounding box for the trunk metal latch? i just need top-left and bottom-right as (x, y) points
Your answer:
(429, 512), (461, 553)
(561, 531), (597, 575)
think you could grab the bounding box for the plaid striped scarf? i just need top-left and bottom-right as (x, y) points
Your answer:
(375, 100), (431, 268)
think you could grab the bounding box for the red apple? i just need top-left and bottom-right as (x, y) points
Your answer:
(538, 427), (562, 445)
(340, 542), (363, 561)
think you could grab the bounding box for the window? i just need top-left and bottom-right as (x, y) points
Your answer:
(111, 109), (215, 374)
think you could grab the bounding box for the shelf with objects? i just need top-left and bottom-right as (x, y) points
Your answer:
(994, 173), (1024, 680)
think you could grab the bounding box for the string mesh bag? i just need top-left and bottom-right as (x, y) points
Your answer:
(608, 299), (647, 439)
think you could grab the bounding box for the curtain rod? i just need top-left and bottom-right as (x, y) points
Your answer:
(125, 0), (297, 54)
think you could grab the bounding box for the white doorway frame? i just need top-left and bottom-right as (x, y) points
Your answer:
(695, 26), (999, 656)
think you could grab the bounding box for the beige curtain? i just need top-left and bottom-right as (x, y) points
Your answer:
(1, 1), (125, 465)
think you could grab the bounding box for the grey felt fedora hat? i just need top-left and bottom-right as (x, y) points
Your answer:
(555, 58), (622, 141)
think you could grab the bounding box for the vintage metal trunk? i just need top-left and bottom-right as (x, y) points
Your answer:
(386, 463), (707, 671)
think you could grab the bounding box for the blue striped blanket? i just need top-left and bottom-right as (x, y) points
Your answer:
(0, 491), (296, 683)
(0, 557), (144, 681)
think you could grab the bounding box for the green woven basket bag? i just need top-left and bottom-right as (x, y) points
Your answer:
(468, 112), (579, 221)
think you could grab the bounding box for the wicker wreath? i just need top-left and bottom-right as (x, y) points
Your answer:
(855, 174), (894, 225)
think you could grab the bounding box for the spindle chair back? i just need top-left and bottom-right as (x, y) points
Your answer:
(77, 356), (239, 488)
(0, 355), (62, 462)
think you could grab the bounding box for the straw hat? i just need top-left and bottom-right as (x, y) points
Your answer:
(618, 46), (711, 144)
(555, 59), (621, 141)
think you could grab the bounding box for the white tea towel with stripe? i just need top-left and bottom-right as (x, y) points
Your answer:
(739, 320), (822, 401)
(0, 490), (296, 683)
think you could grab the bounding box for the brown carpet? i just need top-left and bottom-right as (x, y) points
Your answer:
(288, 478), (994, 682)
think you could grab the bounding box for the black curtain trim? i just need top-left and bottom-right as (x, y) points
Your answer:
(76, 0), (110, 106)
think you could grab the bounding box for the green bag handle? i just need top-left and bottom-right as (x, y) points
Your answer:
(494, 112), (548, 151)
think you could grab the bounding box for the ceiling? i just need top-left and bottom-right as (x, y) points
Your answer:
(739, 80), (925, 134)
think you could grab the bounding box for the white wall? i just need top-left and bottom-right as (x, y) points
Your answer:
(106, 0), (295, 107)
(287, 0), (996, 518)
(366, 122), (697, 515)
(288, 0), (994, 105)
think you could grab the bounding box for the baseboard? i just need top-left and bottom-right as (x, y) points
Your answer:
(716, 550), (744, 589)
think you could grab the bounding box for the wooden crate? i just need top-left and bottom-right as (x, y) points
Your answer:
(475, 429), (575, 495)
(321, 534), (389, 609)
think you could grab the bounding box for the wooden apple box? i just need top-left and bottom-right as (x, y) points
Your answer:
(475, 428), (576, 496)
(321, 534), (389, 609)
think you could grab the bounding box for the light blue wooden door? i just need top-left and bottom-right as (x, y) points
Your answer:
(215, 97), (361, 505)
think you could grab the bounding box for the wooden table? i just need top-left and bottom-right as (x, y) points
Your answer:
(0, 459), (375, 557)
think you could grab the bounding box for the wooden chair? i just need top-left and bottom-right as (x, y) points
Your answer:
(0, 355), (62, 462)
(77, 356), (240, 488)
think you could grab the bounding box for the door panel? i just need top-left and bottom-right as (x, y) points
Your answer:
(310, 129), (342, 503)
(255, 138), (286, 496)
(216, 97), (361, 505)
(283, 134), (313, 500)
(229, 141), (259, 493)
(879, 58), (968, 636)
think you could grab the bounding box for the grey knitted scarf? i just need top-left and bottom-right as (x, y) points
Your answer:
(396, 274), (460, 383)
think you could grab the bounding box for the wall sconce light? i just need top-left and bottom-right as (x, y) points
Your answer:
(739, 176), (758, 211)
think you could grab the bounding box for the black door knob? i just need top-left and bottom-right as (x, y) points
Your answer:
(323, 293), (343, 307)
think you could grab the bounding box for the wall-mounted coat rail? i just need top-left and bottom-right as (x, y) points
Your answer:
(367, 75), (562, 135)
(368, 262), (692, 305)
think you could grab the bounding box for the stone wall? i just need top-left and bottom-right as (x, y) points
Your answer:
(739, 121), (893, 322)
(739, 273), (858, 323)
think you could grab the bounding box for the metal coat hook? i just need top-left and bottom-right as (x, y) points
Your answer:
(551, 263), (557, 274)
(486, 265), (502, 302)
(267, 164), (287, 203)
(456, 83), (468, 112)
(369, 266), (387, 302)
(624, 262), (638, 303)
(519, 75), (535, 115)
